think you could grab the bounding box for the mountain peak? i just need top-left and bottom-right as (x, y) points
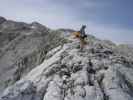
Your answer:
(0, 16), (6, 24)
(0, 17), (133, 100)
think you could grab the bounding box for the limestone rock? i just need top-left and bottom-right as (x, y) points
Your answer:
(0, 16), (133, 100)
(1, 40), (133, 100)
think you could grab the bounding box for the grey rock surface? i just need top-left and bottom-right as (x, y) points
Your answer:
(0, 17), (6, 24)
(0, 17), (68, 94)
(1, 37), (133, 100)
(0, 17), (133, 100)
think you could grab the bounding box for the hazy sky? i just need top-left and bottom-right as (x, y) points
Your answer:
(0, 0), (133, 44)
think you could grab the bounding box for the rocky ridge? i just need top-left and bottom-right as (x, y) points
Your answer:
(0, 32), (133, 100)
(0, 16), (133, 100)
(0, 16), (68, 94)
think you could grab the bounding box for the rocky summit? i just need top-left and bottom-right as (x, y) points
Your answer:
(0, 16), (68, 94)
(0, 17), (133, 100)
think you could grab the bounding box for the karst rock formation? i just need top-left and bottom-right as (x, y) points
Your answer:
(0, 17), (133, 100)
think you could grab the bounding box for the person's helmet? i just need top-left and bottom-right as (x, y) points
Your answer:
(82, 25), (86, 28)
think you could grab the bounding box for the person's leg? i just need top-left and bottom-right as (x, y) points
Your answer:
(80, 38), (85, 50)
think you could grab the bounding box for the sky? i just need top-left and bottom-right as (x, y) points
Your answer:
(0, 0), (133, 44)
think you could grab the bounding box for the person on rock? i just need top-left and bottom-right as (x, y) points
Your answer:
(73, 25), (87, 50)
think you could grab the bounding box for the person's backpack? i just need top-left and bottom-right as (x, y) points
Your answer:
(73, 31), (81, 38)
(73, 31), (87, 39)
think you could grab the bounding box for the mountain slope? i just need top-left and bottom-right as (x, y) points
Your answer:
(0, 17), (68, 94)
(1, 31), (133, 100)
(0, 16), (133, 100)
